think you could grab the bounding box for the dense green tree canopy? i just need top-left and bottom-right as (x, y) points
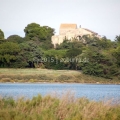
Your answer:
(24, 23), (54, 42)
(0, 42), (20, 67)
(66, 48), (82, 57)
(7, 35), (23, 43)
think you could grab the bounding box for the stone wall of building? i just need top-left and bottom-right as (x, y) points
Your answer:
(51, 24), (100, 47)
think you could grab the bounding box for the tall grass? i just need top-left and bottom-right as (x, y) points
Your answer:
(0, 93), (120, 120)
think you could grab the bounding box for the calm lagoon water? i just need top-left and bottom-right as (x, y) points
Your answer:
(0, 83), (120, 101)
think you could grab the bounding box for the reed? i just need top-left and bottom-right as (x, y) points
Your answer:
(0, 93), (120, 120)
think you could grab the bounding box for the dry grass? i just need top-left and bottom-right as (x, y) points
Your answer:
(0, 92), (120, 120)
(0, 68), (119, 84)
(0, 68), (80, 75)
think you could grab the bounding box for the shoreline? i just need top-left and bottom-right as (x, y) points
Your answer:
(0, 81), (120, 85)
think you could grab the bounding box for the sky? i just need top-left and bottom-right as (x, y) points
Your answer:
(0, 0), (120, 40)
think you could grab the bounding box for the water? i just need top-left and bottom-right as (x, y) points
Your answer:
(0, 83), (120, 101)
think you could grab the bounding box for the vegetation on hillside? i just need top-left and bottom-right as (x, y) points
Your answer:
(0, 23), (120, 80)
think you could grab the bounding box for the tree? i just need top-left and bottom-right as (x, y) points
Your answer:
(18, 40), (43, 68)
(112, 46), (120, 67)
(66, 48), (82, 57)
(0, 42), (20, 67)
(82, 62), (104, 76)
(0, 29), (4, 40)
(24, 23), (46, 41)
(24, 23), (54, 41)
(24, 23), (40, 38)
(7, 35), (24, 43)
(56, 40), (84, 50)
(24, 23), (54, 49)
(43, 49), (67, 69)
(115, 35), (120, 43)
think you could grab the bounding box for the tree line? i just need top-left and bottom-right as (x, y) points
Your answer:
(0, 23), (120, 79)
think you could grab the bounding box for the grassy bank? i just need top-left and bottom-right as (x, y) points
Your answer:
(0, 93), (120, 120)
(0, 68), (119, 84)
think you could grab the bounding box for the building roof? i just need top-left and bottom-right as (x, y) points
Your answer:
(83, 28), (98, 34)
(60, 24), (77, 29)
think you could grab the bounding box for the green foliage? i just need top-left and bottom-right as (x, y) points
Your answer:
(78, 40), (120, 78)
(40, 39), (54, 50)
(24, 23), (54, 41)
(7, 35), (24, 43)
(44, 49), (67, 58)
(96, 38), (113, 50)
(0, 42), (20, 67)
(24, 23), (54, 50)
(0, 29), (4, 40)
(115, 35), (120, 44)
(18, 40), (43, 68)
(24, 23), (41, 38)
(43, 49), (67, 69)
(56, 40), (84, 49)
(112, 46), (120, 67)
(82, 62), (104, 77)
(66, 48), (82, 57)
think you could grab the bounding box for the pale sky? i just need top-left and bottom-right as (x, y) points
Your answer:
(0, 0), (120, 40)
